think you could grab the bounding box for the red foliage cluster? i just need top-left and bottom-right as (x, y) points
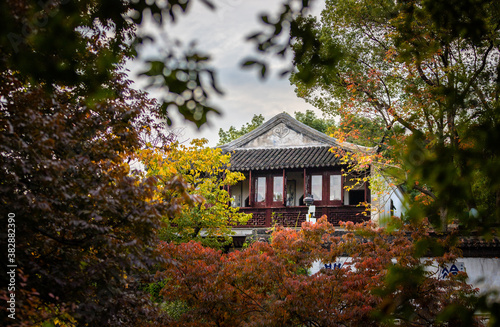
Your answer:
(155, 217), (480, 326)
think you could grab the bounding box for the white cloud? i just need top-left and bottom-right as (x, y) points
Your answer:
(127, 0), (326, 146)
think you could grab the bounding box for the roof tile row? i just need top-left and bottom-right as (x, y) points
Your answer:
(226, 146), (341, 171)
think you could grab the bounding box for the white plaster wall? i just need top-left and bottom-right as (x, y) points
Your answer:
(309, 258), (500, 299)
(372, 186), (406, 225)
(310, 257), (350, 275)
(369, 173), (407, 224)
(241, 179), (249, 206)
(384, 188), (404, 218)
(461, 258), (500, 297)
(242, 123), (324, 148)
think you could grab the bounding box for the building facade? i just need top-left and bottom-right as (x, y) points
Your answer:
(219, 113), (376, 228)
(219, 113), (500, 302)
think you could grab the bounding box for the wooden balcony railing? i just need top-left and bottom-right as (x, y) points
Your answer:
(236, 205), (369, 228)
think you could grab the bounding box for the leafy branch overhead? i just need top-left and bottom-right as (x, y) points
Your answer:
(290, 0), (500, 232)
(0, 0), (224, 127)
(139, 47), (223, 128)
(242, 0), (318, 78)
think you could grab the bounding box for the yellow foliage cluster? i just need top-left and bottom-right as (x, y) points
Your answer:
(136, 139), (250, 248)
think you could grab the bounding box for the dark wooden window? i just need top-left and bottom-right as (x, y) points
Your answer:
(247, 168), (369, 208)
(273, 176), (284, 202)
(254, 176), (266, 207)
(349, 190), (365, 205)
(329, 175), (342, 201)
(251, 172), (287, 207)
(311, 175), (323, 202)
(328, 173), (343, 205)
(307, 171), (344, 205)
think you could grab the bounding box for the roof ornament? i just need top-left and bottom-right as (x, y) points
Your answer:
(273, 125), (289, 139)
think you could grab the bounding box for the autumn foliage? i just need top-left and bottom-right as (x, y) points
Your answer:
(290, 0), (500, 231)
(0, 68), (177, 325)
(137, 138), (251, 248)
(155, 217), (480, 326)
(1, 0), (496, 325)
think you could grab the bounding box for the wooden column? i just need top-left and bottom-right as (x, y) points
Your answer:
(303, 168), (307, 203)
(266, 209), (272, 227)
(282, 168), (286, 206)
(248, 170), (253, 207)
(364, 179), (368, 203)
(341, 171), (345, 205)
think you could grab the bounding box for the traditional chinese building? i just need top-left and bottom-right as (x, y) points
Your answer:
(219, 112), (376, 228)
(219, 113), (500, 300)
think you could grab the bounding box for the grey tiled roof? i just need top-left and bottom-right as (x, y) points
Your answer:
(459, 237), (500, 248)
(218, 113), (375, 171)
(226, 146), (341, 171)
(218, 113), (376, 154)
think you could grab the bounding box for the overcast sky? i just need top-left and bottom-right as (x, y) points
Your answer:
(127, 0), (326, 146)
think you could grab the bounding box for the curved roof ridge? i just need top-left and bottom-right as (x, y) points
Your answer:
(218, 112), (375, 154)
(225, 144), (333, 151)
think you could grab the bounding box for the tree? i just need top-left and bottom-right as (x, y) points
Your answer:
(0, 0), (226, 128)
(0, 68), (186, 325)
(288, 2), (500, 322)
(5, 0), (492, 325)
(218, 110), (384, 147)
(294, 110), (386, 147)
(155, 217), (480, 326)
(0, 0), (204, 325)
(296, 110), (386, 147)
(217, 114), (265, 145)
(138, 139), (251, 248)
(1, 0), (317, 325)
(294, 109), (335, 133)
(290, 0), (500, 232)
(0, 0), (331, 325)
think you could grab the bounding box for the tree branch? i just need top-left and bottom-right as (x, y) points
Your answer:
(460, 41), (494, 100)
(33, 226), (92, 247)
(416, 61), (435, 86)
(412, 184), (437, 200)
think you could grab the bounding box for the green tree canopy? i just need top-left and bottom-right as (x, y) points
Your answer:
(217, 114), (265, 145)
(294, 109), (334, 133)
(290, 0), (500, 232)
